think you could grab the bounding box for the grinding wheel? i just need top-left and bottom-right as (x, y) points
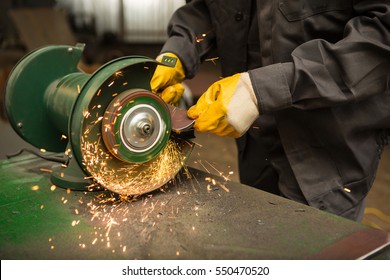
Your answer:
(102, 89), (171, 164)
(80, 90), (193, 196)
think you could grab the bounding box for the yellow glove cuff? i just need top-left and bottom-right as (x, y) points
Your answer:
(187, 74), (241, 137)
(187, 73), (258, 138)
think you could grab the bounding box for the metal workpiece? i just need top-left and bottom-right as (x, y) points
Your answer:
(1, 155), (389, 260)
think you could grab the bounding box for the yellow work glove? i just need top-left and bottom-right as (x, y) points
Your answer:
(187, 73), (259, 138)
(150, 53), (185, 105)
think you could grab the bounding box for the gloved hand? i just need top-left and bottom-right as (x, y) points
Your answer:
(150, 53), (185, 105)
(187, 73), (259, 138)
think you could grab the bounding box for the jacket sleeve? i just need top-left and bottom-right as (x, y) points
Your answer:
(160, 0), (216, 79)
(250, 1), (390, 114)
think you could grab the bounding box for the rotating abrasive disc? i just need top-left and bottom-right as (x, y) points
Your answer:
(80, 88), (193, 196)
(102, 89), (171, 163)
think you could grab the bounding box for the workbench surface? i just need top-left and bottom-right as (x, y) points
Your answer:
(1, 154), (389, 259)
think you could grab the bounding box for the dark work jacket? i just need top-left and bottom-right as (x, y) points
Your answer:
(161, 0), (390, 217)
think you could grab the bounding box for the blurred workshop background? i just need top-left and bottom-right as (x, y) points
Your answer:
(1, 0), (389, 231)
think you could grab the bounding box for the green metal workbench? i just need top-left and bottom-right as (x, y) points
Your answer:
(1, 154), (389, 260)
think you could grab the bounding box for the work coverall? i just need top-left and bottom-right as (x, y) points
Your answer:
(160, 0), (390, 221)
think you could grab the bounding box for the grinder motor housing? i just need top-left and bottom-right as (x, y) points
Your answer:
(5, 44), (194, 195)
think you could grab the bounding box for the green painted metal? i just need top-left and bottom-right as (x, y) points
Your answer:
(5, 44), (160, 161)
(50, 155), (93, 191)
(45, 72), (90, 134)
(4, 44), (179, 191)
(68, 56), (159, 169)
(1, 155), (389, 260)
(5, 44), (85, 152)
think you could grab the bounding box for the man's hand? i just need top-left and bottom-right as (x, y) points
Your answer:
(187, 73), (259, 138)
(150, 53), (185, 105)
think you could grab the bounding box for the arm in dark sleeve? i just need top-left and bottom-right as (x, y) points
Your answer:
(250, 1), (390, 114)
(161, 0), (216, 79)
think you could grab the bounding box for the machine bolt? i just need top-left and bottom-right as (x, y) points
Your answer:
(17, 122), (23, 129)
(142, 123), (151, 134)
(67, 47), (73, 53)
